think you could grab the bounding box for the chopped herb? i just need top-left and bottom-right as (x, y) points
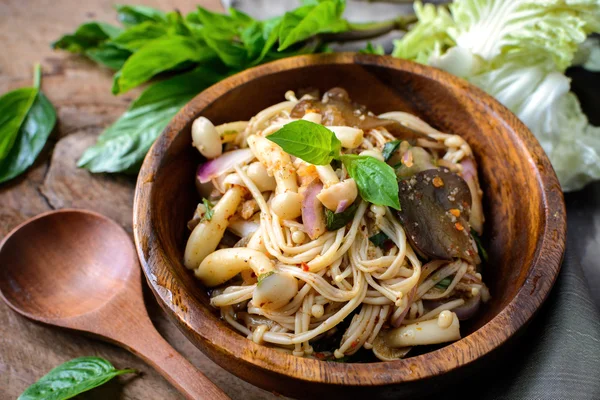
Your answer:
(368, 232), (389, 248)
(471, 229), (488, 262)
(435, 277), (452, 289)
(201, 198), (214, 221)
(325, 200), (359, 230)
(257, 271), (275, 286)
(382, 140), (400, 161)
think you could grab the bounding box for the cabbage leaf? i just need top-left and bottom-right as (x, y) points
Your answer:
(393, 0), (600, 191)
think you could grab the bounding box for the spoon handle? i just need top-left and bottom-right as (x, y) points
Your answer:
(119, 322), (230, 400)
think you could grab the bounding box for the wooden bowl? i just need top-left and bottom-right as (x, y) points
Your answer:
(133, 53), (566, 399)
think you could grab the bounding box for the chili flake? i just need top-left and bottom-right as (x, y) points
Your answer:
(449, 208), (461, 217)
(432, 176), (444, 187)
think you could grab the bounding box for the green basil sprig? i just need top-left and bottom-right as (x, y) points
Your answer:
(18, 357), (136, 400)
(265, 120), (342, 165)
(267, 120), (401, 210)
(78, 66), (223, 173)
(0, 64), (56, 184)
(53, 1), (413, 174)
(278, 0), (347, 51)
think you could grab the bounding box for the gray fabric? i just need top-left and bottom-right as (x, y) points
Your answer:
(228, 2), (600, 398)
(480, 247), (600, 399)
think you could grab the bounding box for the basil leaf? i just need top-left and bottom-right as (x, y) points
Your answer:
(203, 34), (248, 68)
(190, 7), (250, 40)
(0, 88), (37, 160)
(360, 42), (385, 55)
(382, 140), (401, 161)
(115, 4), (166, 27)
(341, 154), (401, 210)
(266, 120), (341, 165)
(0, 92), (56, 184)
(86, 43), (131, 70)
(165, 11), (193, 37)
(78, 66), (223, 173)
(229, 8), (255, 26)
(325, 200), (359, 230)
(113, 36), (217, 94)
(253, 17), (283, 65)
(52, 22), (122, 53)
(435, 277), (453, 289)
(369, 232), (389, 248)
(0, 64), (56, 183)
(471, 229), (489, 263)
(241, 22), (266, 61)
(110, 21), (168, 51)
(278, 0), (348, 51)
(18, 357), (135, 400)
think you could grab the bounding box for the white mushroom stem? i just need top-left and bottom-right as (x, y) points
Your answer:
(195, 248), (298, 310)
(247, 229), (267, 253)
(215, 121), (249, 136)
(317, 179), (358, 212)
(222, 173), (245, 190)
(383, 312), (460, 348)
(246, 162), (276, 192)
(328, 126), (364, 149)
(316, 165), (340, 188)
(359, 149), (384, 162)
(191, 117), (223, 159)
(228, 216), (259, 238)
(302, 112), (322, 124)
(184, 186), (245, 269)
(248, 135), (302, 219)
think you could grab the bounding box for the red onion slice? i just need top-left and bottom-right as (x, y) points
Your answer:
(335, 199), (349, 213)
(301, 181), (326, 240)
(196, 148), (254, 183)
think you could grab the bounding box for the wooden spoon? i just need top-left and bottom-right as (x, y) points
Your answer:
(0, 209), (229, 400)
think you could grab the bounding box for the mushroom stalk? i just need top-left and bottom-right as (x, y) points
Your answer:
(184, 186), (245, 269)
(196, 248), (298, 310)
(248, 135), (303, 219)
(383, 312), (460, 348)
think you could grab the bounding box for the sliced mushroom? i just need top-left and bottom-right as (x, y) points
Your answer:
(397, 168), (480, 264)
(372, 334), (411, 361)
(290, 88), (430, 141)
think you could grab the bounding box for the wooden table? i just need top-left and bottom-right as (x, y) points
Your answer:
(0, 1), (277, 398)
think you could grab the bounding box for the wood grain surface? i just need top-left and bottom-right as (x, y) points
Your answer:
(0, 1), (278, 399)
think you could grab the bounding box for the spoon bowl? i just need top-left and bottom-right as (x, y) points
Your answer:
(0, 210), (133, 320)
(0, 209), (228, 400)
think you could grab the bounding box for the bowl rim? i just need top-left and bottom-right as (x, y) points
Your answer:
(133, 53), (566, 386)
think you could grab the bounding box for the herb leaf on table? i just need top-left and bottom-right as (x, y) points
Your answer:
(0, 64), (56, 184)
(53, 0), (377, 174)
(18, 356), (136, 400)
(78, 66), (224, 173)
